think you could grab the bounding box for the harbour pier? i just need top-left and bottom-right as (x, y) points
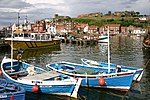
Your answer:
(61, 39), (98, 45)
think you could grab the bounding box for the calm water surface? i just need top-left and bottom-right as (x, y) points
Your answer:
(0, 35), (150, 100)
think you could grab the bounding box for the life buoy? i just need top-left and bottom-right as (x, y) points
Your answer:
(17, 54), (22, 60)
(31, 35), (35, 40)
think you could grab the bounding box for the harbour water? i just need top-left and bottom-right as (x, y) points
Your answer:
(0, 35), (150, 100)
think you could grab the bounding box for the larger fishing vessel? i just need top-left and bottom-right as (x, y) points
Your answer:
(5, 31), (60, 50)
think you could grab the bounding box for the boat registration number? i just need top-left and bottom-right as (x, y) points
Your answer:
(32, 81), (42, 84)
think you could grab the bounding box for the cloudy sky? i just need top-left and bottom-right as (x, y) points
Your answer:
(0, 0), (149, 29)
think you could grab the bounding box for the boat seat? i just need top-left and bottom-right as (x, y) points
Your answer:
(8, 70), (28, 76)
(64, 64), (75, 69)
(5, 69), (15, 73)
(18, 71), (60, 81)
(4, 64), (20, 71)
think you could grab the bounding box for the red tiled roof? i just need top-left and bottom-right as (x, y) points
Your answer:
(121, 26), (127, 28)
(105, 24), (121, 27)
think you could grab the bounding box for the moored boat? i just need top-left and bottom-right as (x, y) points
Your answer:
(143, 32), (150, 50)
(5, 31), (60, 51)
(81, 58), (144, 82)
(98, 35), (108, 43)
(1, 57), (82, 98)
(0, 77), (25, 100)
(46, 61), (135, 91)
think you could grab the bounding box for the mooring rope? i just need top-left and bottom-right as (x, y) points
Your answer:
(77, 93), (83, 100)
(121, 58), (150, 100)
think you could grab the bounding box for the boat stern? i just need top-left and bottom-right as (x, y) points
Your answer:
(70, 78), (82, 98)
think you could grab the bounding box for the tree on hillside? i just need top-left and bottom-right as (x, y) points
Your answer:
(108, 11), (112, 15)
(136, 12), (140, 16)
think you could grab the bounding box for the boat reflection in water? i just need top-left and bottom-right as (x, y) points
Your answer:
(78, 83), (142, 100)
(142, 30), (150, 53)
(142, 46), (150, 60)
(13, 45), (61, 60)
(25, 83), (142, 100)
(98, 43), (108, 54)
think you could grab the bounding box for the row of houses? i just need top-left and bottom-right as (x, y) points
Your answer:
(0, 17), (147, 37)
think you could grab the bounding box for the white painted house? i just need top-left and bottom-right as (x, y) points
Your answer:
(139, 17), (147, 21)
(48, 26), (56, 35)
(133, 28), (146, 36)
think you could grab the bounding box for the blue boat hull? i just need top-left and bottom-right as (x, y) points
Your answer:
(81, 75), (133, 91)
(18, 84), (75, 94)
(0, 78), (25, 100)
(47, 62), (135, 91)
(0, 91), (25, 100)
(81, 58), (144, 82)
(2, 74), (79, 97)
(1, 57), (81, 98)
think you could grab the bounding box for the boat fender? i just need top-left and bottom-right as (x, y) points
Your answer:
(98, 78), (105, 86)
(0, 70), (2, 77)
(32, 85), (39, 93)
(10, 94), (14, 100)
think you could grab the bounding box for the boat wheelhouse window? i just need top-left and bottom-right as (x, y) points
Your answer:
(41, 35), (44, 40)
(51, 35), (54, 38)
(14, 34), (18, 37)
(36, 34), (40, 40)
(19, 34), (24, 37)
(24, 34), (29, 37)
(47, 35), (50, 39)
(6, 34), (11, 38)
(35, 34), (37, 40)
(45, 35), (48, 40)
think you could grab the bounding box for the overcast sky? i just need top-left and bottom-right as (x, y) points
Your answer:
(0, 0), (150, 29)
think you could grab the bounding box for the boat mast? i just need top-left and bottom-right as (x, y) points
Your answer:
(11, 27), (14, 70)
(18, 12), (20, 26)
(107, 27), (110, 73)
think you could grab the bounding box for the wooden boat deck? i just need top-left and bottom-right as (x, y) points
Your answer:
(18, 71), (60, 81)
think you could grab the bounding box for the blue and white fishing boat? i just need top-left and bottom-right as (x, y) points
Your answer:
(81, 27), (143, 82)
(0, 78), (25, 100)
(81, 58), (144, 82)
(1, 57), (82, 98)
(46, 61), (135, 91)
(46, 27), (136, 91)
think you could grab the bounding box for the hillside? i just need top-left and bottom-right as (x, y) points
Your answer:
(71, 15), (148, 28)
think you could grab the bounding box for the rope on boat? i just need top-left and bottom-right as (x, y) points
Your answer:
(77, 93), (83, 100)
(121, 58), (150, 100)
